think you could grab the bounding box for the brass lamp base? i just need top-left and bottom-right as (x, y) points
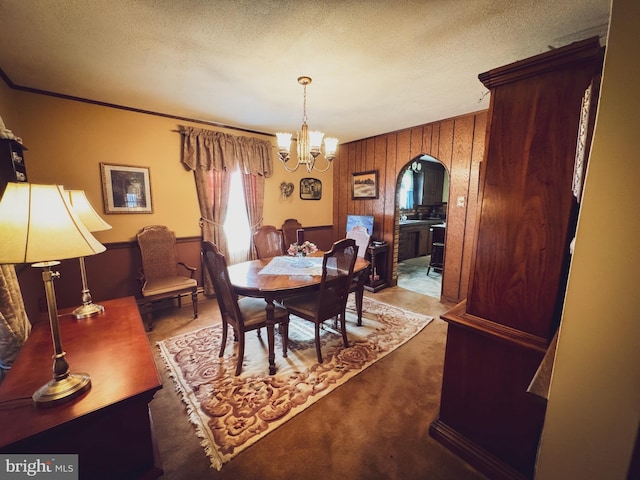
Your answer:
(32, 373), (91, 408)
(72, 302), (105, 319)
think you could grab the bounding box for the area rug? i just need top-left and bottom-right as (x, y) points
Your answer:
(157, 296), (433, 471)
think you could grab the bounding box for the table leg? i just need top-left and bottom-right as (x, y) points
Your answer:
(265, 297), (276, 375)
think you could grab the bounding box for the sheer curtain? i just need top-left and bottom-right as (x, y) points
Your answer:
(180, 126), (273, 294)
(224, 170), (251, 264)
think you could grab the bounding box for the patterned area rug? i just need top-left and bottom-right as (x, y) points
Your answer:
(157, 296), (432, 471)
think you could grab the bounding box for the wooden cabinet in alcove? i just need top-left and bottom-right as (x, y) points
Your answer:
(422, 162), (444, 205)
(429, 37), (603, 480)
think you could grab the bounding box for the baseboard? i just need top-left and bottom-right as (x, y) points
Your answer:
(429, 417), (530, 480)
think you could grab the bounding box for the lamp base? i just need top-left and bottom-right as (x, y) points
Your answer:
(32, 373), (91, 408)
(72, 302), (105, 319)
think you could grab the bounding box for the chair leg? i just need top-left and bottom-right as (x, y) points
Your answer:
(191, 289), (198, 318)
(235, 333), (245, 376)
(281, 319), (288, 358)
(219, 321), (228, 358)
(356, 284), (364, 326)
(143, 302), (153, 331)
(340, 311), (349, 348)
(314, 322), (323, 363)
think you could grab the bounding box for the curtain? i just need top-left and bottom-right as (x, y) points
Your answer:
(180, 126), (272, 294)
(0, 265), (30, 382)
(180, 126), (274, 177)
(242, 172), (265, 260)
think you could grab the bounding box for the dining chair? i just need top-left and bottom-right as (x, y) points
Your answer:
(202, 240), (289, 376)
(253, 225), (284, 258)
(282, 238), (358, 363)
(281, 218), (303, 249)
(136, 225), (198, 330)
(346, 225), (371, 326)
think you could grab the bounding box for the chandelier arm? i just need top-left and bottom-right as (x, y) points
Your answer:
(280, 158), (302, 173)
(309, 158), (333, 173)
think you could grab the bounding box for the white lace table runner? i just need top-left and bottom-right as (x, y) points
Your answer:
(258, 256), (323, 276)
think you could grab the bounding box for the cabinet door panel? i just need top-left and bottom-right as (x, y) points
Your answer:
(467, 57), (599, 339)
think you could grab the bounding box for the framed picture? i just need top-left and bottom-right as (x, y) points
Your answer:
(352, 170), (378, 199)
(100, 163), (153, 213)
(300, 178), (322, 200)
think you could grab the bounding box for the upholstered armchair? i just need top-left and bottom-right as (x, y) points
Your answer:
(136, 225), (198, 330)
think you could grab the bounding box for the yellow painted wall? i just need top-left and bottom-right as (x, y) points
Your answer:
(0, 79), (19, 134)
(1, 88), (333, 243)
(536, 0), (640, 478)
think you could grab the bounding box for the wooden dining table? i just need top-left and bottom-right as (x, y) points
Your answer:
(227, 254), (369, 374)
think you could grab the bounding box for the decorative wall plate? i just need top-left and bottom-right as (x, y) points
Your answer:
(280, 182), (294, 198)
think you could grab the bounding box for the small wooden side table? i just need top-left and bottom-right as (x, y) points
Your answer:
(364, 242), (388, 292)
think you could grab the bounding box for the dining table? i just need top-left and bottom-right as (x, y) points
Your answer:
(227, 253), (369, 374)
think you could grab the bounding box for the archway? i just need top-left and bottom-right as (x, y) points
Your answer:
(394, 154), (449, 298)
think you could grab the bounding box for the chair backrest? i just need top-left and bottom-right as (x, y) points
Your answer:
(281, 218), (302, 248)
(137, 225), (180, 281)
(346, 225), (371, 258)
(201, 241), (244, 330)
(253, 225), (284, 258)
(315, 238), (358, 322)
(431, 224), (446, 244)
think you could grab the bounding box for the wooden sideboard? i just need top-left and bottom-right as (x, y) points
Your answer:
(429, 37), (603, 479)
(0, 296), (163, 480)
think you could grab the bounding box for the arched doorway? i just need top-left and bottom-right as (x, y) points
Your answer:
(395, 155), (449, 298)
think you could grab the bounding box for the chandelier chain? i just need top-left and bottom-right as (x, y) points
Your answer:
(302, 82), (308, 124)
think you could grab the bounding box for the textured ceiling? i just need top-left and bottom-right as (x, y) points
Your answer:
(0, 0), (610, 143)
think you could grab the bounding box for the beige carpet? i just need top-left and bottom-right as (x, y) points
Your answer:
(157, 296), (432, 471)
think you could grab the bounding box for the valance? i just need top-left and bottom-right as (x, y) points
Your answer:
(179, 125), (274, 177)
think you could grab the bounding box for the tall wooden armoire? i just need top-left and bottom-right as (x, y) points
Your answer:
(429, 37), (604, 480)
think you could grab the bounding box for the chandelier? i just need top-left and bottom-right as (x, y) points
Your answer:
(276, 76), (338, 173)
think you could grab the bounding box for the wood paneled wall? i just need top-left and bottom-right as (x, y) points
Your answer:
(332, 110), (487, 303)
(16, 227), (336, 323)
(15, 110), (488, 318)
(16, 237), (204, 323)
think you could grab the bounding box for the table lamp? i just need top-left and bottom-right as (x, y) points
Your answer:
(0, 183), (106, 407)
(66, 189), (112, 319)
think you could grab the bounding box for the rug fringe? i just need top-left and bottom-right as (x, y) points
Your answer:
(157, 341), (224, 471)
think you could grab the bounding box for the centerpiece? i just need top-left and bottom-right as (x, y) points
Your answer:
(287, 241), (318, 267)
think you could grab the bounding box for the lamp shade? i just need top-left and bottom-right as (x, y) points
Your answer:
(0, 183), (105, 264)
(66, 189), (112, 233)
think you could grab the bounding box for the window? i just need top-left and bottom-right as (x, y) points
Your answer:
(399, 169), (414, 209)
(223, 169), (250, 264)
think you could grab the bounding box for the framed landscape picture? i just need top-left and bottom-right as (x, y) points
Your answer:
(352, 170), (378, 199)
(100, 163), (153, 213)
